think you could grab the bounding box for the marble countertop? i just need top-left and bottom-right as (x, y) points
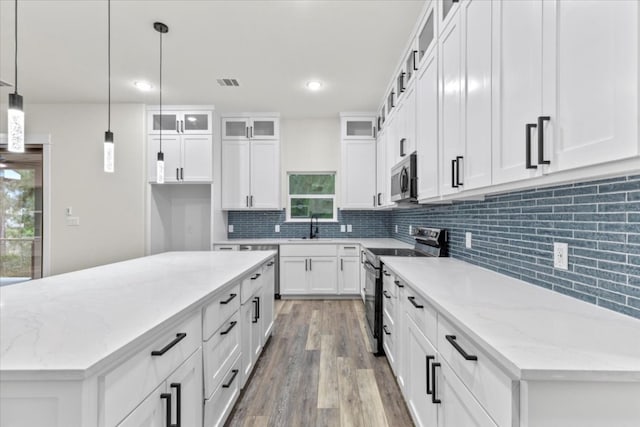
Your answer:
(0, 251), (275, 379)
(214, 237), (413, 249)
(381, 257), (640, 382)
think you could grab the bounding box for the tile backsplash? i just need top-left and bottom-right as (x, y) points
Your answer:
(228, 174), (640, 319)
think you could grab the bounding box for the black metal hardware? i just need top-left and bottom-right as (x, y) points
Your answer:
(267, 261), (274, 267)
(400, 166), (409, 193)
(373, 126), (377, 138)
(383, 270), (391, 277)
(456, 156), (463, 186)
(305, 259), (308, 271)
(341, 259), (343, 271)
(160, 392), (173, 427)
(220, 293), (237, 305)
(222, 369), (239, 388)
(373, 195), (376, 207)
(377, 193), (382, 206)
(383, 290), (391, 299)
(394, 280), (404, 288)
(445, 335), (478, 361)
(426, 355), (435, 395)
(412, 50), (418, 71)
(526, 123), (538, 169)
(453, 0), (459, 3)
(250, 126), (253, 138)
(220, 321), (237, 335)
(344, 246), (357, 249)
(250, 195), (253, 207)
(176, 121), (179, 133)
(400, 138), (407, 157)
(170, 383), (181, 427)
(180, 167), (183, 180)
(256, 296), (260, 319)
(251, 273), (261, 280)
(431, 362), (441, 404)
(180, 120), (184, 133)
(246, 195), (249, 207)
(252, 298), (258, 323)
(246, 126), (249, 138)
(176, 168), (179, 181)
(151, 333), (187, 356)
(537, 116), (551, 165)
(451, 159), (458, 188)
(408, 296), (424, 309)
(309, 259), (312, 271)
(383, 325), (391, 335)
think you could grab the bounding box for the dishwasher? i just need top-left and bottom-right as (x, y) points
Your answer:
(239, 244), (280, 299)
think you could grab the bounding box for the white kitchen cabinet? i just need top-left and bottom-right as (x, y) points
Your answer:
(261, 260), (276, 341)
(222, 116), (279, 140)
(342, 116), (376, 139)
(341, 139), (376, 209)
(440, 0), (461, 33)
(279, 257), (308, 295)
(416, 47), (439, 200)
(279, 245), (339, 295)
(117, 383), (166, 427)
(148, 110), (213, 135)
(164, 349), (203, 427)
(375, 128), (388, 208)
(338, 256), (360, 295)
(308, 257), (338, 294)
(148, 134), (212, 183)
(221, 139), (280, 210)
(405, 314), (438, 427)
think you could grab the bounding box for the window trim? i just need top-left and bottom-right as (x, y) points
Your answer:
(286, 172), (337, 223)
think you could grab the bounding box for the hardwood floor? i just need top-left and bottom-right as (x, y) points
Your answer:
(225, 300), (414, 427)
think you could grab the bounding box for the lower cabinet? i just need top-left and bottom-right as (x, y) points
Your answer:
(204, 355), (242, 427)
(405, 315), (438, 427)
(280, 256), (338, 295)
(338, 256), (360, 294)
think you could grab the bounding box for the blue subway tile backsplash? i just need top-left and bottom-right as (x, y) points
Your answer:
(228, 174), (640, 319)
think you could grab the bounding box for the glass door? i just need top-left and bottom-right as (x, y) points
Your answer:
(0, 147), (43, 285)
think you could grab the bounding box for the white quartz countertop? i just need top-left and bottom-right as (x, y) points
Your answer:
(0, 251), (275, 379)
(380, 257), (640, 382)
(214, 237), (413, 249)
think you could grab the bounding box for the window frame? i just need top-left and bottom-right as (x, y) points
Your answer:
(286, 172), (338, 223)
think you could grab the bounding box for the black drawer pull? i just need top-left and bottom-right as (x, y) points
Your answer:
(251, 273), (261, 280)
(431, 362), (441, 404)
(451, 159), (458, 188)
(446, 335), (478, 361)
(383, 325), (391, 335)
(220, 321), (237, 335)
(267, 261), (274, 267)
(383, 270), (391, 277)
(220, 293), (237, 305)
(408, 296), (424, 309)
(537, 116), (551, 165)
(222, 369), (239, 388)
(425, 355), (435, 395)
(394, 280), (404, 288)
(526, 123), (538, 169)
(383, 290), (391, 299)
(151, 333), (187, 356)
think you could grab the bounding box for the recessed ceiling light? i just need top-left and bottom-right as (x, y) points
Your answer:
(306, 80), (323, 91)
(133, 81), (153, 91)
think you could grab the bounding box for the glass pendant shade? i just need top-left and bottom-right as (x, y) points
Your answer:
(8, 93), (24, 153)
(104, 131), (114, 173)
(156, 151), (165, 184)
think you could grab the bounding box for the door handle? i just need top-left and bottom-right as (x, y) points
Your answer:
(408, 296), (424, 309)
(537, 116), (551, 165)
(252, 298), (259, 323)
(151, 333), (187, 356)
(431, 362), (441, 404)
(451, 159), (458, 188)
(176, 168), (179, 181)
(246, 126), (249, 138)
(456, 156), (463, 186)
(220, 293), (237, 304)
(412, 50), (418, 70)
(305, 259), (308, 271)
(400, 138), (406, 157)
(426, 355), (435, 395)
(180, 120), (184, 133)
(526, 123), (538, 169)
(394, 279), (404, 288)
(446, 335), (478, 361)
(341, 258), (343, 271)
(180, 167), (183, 181)
(170, 383), (181, 427)
(160, 392), (172, 427)
(383, 325), (391, 335)
(222, 369), (239, 388)
(383, 290), (391, 299)
(220, 321), (238, 335)
(309, 259), (312, 271)
(246, 196), (249, 207)
(250, 195), (253, 207)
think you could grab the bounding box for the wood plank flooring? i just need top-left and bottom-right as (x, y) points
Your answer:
(225, 300), (414, 427)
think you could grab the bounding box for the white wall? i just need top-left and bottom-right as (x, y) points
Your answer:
(280, 118), (341, 206)
(12, 104), (146, 275)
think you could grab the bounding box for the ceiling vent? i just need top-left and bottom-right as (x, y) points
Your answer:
(0, 79), (13, 87)
(217, 78), (240, 87)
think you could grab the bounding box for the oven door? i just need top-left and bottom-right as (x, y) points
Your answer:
(363, 258), (382, 354)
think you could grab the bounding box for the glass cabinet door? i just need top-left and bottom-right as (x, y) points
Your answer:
(343, 119), (375, 139)
(222, 118), (250, 139)
(182, 112), (212, 134)
(418, 7), (436, 63)
(148, 111), (179, 135)
(441, 0), (460, 30)
(250, 118), (279, 140)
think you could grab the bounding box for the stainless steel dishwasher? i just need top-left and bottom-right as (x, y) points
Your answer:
(239, 244), (280, 299)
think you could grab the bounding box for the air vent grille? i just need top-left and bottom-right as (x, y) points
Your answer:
(0, 79), (13, 87)
(217, 78), (240, 87)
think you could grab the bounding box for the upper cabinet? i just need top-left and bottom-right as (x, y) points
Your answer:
(222, 116), (279, 140)
(340, 114), (377, 209)
(341, 116), (377, 140)
(439, 0), (461, 32)
(148, 110), (213, 135)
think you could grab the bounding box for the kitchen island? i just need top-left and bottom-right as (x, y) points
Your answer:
(0, 250), (276, 427)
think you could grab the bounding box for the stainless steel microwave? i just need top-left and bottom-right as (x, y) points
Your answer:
(390, 152), (417, 203)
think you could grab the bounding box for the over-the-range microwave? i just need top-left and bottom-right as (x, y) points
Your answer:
(390, 152), (417, 203)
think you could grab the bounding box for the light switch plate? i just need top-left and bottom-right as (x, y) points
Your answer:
(341, 225), (346, 232)
(228, 225), (234, 233)
(275, 224), (280, 233)
(465, 232), (472, 248)
(347, 224), (353, 233)
(554, 242), (569, 270)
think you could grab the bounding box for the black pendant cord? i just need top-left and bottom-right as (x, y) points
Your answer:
(159, 26), (163, 154)
(14, 0), (18, 95)
(107, 0), (111, 132)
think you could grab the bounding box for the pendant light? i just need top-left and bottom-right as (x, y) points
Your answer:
(8, 0), (24, 153)
(103, 0), (114, 173)
(154, 22), (168, 184)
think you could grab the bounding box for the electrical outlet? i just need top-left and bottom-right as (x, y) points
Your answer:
(347, 224), (353, 233)
(275, 224), (280, 233)
(228, 225), (234, 233)
(554, 242), (569, 270)
(65, 207), (73, 216)
(340, 225), (346, 233)
(66, 216), (80, 226)
(395, 225), (398, 233)
(409, 225), (413, 235)
(465, 232), (472, 249)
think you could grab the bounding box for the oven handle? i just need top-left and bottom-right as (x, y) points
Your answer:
(363, 260), (380, 277)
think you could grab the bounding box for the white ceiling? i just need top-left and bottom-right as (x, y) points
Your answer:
(0, 0), (424, 118)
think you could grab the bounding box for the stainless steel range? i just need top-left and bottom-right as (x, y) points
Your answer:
(362, 227), (448, 355)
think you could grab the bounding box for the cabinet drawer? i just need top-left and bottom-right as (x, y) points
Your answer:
(280, 244), (337, 257)
(204, 310), (241, 399)
(404, 287), (437, 346)
(338, 244), (360, 257)
(213, 244), (238, 251)
(382, 280), (396, 322)
(382, 268), (397, 297)
(204, 355), (242, 427)
(102, 312), (201, 427)
(241, 268), (263, 304)
(203, 283), (240, 340)
(438, 316), (516, 427)
(382, 311), (397, 372)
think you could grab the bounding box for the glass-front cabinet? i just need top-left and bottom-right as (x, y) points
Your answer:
(222, 116), (279, 140)
(418, 2), (436, 65)
(341, 116), (376, 139)
(148, 111), (213, 135)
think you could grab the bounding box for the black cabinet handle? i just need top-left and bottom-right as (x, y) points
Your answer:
(220, 293), (237, 305)
(373, 126), (377, 138)
(246, 195), (249, 207)
(151, 333), (187, 356)
(383, 290), (391, 299)
(526, 123), (538, 169)
(373, 195), (376, 207)
(160, 392), (172, 427)
(220, 321), (237, 335)
(408, 296), (424, 309)
(250, 195), (253, 207)
(267, 261), (274, 267)
(251, 273), (261, 280)
(451, 159), (458, 188)
(305, 259), (308, 271)
(170, 383), (181, 427)
(377, 193), (382, 206)
(180, 167), (183, 180)
(445, 335), (478, 361)
(246, 126), (249, 138)
(252, 299), (258, 323)
(537, 116), (551, 165)
(456, 156), (463, 186)
(425, 355), (435, 395)
(412, 50), (418, 70)
(176, 120), (179, 132)
(400, 138), (407, 157)
(250, 126), (253, 138)
(341, 258), (344, 271)
(176, 168), (179, 181)
(383, 270), (391, 277)
(431, 362), (441, 404)
(309, 259), (312, 270)
(222, 369), (239, 388)
(394, 280), (404, 288)
(383, 325), (391, 335)
(256, 296), (260, 319)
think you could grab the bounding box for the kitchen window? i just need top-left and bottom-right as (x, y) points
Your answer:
(287, 173), (337, 222)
